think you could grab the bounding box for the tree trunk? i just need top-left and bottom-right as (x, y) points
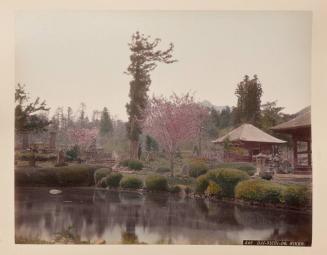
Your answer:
(169, 153), (174, 177)
(130, 140), (139, 160)
(29, 150), (36, 167)
(198, 128), (202, 156)
(22, 132), (29, 150)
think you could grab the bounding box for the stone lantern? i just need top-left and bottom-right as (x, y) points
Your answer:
(255, 153), (268, 176)
(49, 131), (57, 151)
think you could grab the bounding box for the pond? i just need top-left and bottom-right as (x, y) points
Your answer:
(15, 187), (312, 245)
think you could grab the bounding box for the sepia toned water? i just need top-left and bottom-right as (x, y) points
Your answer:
(15, 187), (311, 245)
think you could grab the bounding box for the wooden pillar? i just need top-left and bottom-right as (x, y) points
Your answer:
(308, 140), (312, 167)
(293, 137), (298, 169)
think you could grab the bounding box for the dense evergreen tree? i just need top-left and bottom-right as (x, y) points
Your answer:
(78, 102), (87, 128)
(66, 106), (74, 128)
(145, 135), (158, 152)
(234, 75), (263, 126)
(100, 107), (113, 136)
(260, 101), (285, 133)
(204, 107), (220, 138)
(220, 106), (233, 128)
(125, 31), (177, 159)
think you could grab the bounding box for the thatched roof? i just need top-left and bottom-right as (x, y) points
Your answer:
(271, 106), (311, 131)
(212, 123), (286, 144)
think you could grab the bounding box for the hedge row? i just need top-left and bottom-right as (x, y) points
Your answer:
(215, 162), (256, 176)
(235, 179), (310, 206)
(15, 165), (100, 187)
(15, 152), (57, 162)
(194, 168), (310, 207)
(99, 174), (180, 193)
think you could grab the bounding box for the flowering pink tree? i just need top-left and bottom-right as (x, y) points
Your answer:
(67, 128), (98, 151)
(143, 93), (209, 176)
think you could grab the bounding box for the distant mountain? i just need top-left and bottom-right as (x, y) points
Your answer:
(200, 100), (228, 112)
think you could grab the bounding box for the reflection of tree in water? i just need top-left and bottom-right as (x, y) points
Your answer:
(15, 188), (312, 244)
(119, 191), (144, 205)
(145, 193), (168, 207)
(235, 206), (285, 229)
(234, 205), (311, 242)
(121, 204), (139, 244)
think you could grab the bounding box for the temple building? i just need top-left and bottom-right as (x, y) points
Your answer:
(212, 123), (286, 162)
(271, 106), (311, 174)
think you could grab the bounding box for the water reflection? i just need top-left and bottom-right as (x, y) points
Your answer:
(15, 187), (311, 244)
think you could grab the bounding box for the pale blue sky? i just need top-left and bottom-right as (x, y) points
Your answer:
(15, 11), (311, 120)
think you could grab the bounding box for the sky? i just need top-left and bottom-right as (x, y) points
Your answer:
(15, 11), (312, 121)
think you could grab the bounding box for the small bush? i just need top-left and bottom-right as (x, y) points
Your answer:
(105, 173), (123, 188)
(235, 179), (284, 204)
(128, 160), (144, 170)
(216, 162), (256, 176)
(283, 184), (309, 207)
(156, 166), (171, 173)
(195, 175), (209, 194)
(94, 168), (112, 184)
(145, 175), (168, 191)
(260, 171), (273, 180)
(169, 185), (181, 194)
(66, 145), (80, 161)
(120, 160), (144, 170)
(189, 160), (209, 178)
(205, 181), (222, 197)
(206, 168), (249, 197)
(120, 176), (143, 189)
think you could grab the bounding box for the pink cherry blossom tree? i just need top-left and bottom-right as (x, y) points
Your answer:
(67, 127), (98, 151)
(143, 93), (209, 176)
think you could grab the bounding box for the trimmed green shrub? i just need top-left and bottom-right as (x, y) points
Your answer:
(120, 176), (143, 189)
(94, 168), (112, 184)
(260, 171), (273, 180)
(206, 168), (249, 197)
(205, 181), (222, 197)
(169, 185), (182, 194)
(120, 160), (144, 170)
(189, 161), (209, 178)
(105, 173), (123, 188)
(283, 184), (309, 207)
(66, 145), (80, 161)
(235, 179), (285, 204)
(216, 162), (256, 176)
(195, 175), (209, 194)
(145, 175), (168, 191)
(156, 166), (171, 173)
(128, 160), (144, 170)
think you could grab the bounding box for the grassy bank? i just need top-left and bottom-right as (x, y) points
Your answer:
(15, 164), (103, 187)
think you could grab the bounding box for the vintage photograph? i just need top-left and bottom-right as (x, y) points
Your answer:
(14, 11), (312, 245)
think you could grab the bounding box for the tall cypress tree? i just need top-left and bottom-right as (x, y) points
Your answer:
(125, 31), (177, 159)
(100, 107), (113, 136)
